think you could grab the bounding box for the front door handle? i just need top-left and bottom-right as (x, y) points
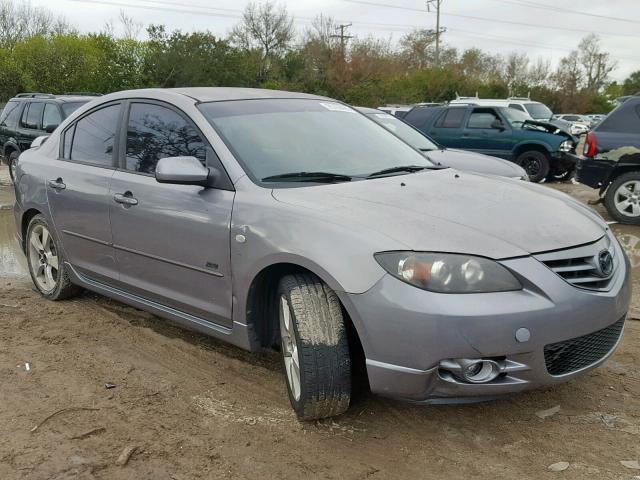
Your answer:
(113, 192), (138, 206)
(47, 178), (66, 190)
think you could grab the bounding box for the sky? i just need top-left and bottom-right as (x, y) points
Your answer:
(31, 0), (640, 82)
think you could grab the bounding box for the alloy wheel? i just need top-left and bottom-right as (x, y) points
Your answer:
(28, 224), (59, 292)
(614, 181), (640, 217)
(279, 295), (301, 401)
(523, 156), (541, 177)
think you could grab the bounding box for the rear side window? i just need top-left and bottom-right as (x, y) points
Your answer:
(435, 108), (466, 128)
(70, 104), (120, 167)
(0, 101), (20, 127)
(21, 102), (44, 129)
(125, 103), (206, 174)
(598, 103), (640, 134)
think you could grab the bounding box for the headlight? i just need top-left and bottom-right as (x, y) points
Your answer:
(559, 140), (574, 152)
(374, 252), (522, 293)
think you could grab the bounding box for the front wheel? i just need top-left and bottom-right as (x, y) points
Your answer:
(604, 171), (640, 225)
(26, 215), (80, 300)
(277, 273), (351, 420)
(516, 150), (550, 183)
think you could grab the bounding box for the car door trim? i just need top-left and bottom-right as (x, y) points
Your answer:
(112, 243), (224, 277)
(62, 229), (111, 246)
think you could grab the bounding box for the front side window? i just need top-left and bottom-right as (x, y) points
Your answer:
(468, 109), (500, 129)
(70, 104), (120, 167)
(43, 104), (62, 129)
(198, 99), (433, 184)
(22, 102), (44, 130)
(125, 103), (206, 174)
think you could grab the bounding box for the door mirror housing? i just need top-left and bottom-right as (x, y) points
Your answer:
(44, 123), (59, 133)
(155, 156), (218, 187)
(30, 135), (49, 148)
(491, 119), (505, 131)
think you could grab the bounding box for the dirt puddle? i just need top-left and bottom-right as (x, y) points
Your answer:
(0, 209), (27, 278)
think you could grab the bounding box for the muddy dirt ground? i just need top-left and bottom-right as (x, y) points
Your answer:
(1, 166), (639, 480)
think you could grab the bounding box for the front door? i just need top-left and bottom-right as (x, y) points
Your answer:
(461, 107), (513, 158)
(46, 102), (122, 283)
(109, 101), (234, 326)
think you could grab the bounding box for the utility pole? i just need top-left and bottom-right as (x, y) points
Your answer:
(426, 0), (443, 65)
(331, 23), (353, 62)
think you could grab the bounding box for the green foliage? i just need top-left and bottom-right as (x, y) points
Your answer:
(623, 71), (640, 96)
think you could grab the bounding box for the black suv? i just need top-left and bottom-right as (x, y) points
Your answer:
(576, 95), (640, 223)
(0, 93), (98, 181)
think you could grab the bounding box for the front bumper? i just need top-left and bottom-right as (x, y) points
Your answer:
(550, 151), (577, 174)
(338, 237), (631, 403)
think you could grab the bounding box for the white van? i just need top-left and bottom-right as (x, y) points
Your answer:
(449, 95), (554, 122)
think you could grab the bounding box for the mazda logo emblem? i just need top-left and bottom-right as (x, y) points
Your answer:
(598, 250), (614, 277)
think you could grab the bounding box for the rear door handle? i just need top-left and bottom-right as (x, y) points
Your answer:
(47, 178), (66, 190)
(113, 192), (138, 206)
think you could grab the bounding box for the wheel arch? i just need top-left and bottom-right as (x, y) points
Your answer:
(512, 142), (552, 160)
(20, 208), (42, 252)
(3, 140), (19, 158)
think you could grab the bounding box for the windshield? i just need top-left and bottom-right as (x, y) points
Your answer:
(366, 112), (439, 150)
(502, 108), (532, 127)
(199, 99), (434, 184)
(524, 103), (552, 120)
(61, 101), (89, 117)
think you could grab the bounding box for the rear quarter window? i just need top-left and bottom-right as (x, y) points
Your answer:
(403, 107), (440, 129)
(0, 101), (21, 127)
(598, 103), (640, 134)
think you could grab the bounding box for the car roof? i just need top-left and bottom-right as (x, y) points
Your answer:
(168, 87), (329, 102)
(10, 94), (96, 103)
(354, 106), (383, 114)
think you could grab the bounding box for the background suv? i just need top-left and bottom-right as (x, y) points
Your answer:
(403, 104), (576, 182)
(0, 93), (97, 181)
(575, 95), (640, 223)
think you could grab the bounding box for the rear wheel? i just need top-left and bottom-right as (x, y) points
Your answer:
(604, 171), (640, 225)
(516, 150), (550, 183)
(277, 273), (351, 420)
(26, 215), (80, 300)
(8, 150), (18, 183)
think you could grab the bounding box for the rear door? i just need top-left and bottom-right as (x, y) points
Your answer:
(459, 107), (513, 158)
(108, 101), (235, 326)
(17, 101), (46, 151)
(46, 102), (121, 282)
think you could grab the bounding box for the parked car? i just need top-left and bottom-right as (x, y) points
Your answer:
(553, 114), (592, 135)
(356, 107), (528, 180)
(0, 93), (97, 181)
(575, 95), (640, 223)
(403, 104), (577, 182)
(14, 88), (630, 420)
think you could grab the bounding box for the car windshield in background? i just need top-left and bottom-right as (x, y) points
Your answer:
(61, 101), (89, 117)
(502, 108), (532, 127)
(366, 112), (439, 151)
(198, 99), (434, 184)
(524, 103), (552, 120)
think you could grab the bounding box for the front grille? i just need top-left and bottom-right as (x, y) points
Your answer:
(535, 235), (617, 291)
(544, 317), (625, 376)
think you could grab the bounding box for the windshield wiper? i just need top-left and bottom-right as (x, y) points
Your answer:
(367, 165), (440, 178)
(261, 171), (353, 183)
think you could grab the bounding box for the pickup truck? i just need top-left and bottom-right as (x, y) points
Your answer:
(403, 104), (577, 183)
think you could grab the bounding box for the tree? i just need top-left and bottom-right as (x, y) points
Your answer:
(578, 34), (616, 92)
(399, 29), (437, 70)
(0, 0), (73, 48)
(230, 1), (294, 81)
(623, 71), (640, 96)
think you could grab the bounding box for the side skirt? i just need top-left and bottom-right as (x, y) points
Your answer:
(65, 262), (255, 351)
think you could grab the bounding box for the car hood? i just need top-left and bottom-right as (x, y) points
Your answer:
(426, 149), (526, 178)
(271, 169), (606, 259)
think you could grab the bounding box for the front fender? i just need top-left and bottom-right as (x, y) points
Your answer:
(513, 139), (554, 156)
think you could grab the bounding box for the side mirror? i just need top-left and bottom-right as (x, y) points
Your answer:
(155, 156), (217, 187)
(491, 119), (505, 131)
(44, 124), (59, 133)
(31, 136), (49, 148)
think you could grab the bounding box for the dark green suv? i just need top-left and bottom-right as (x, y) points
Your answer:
(0, 93), (97, 181)
(404, 104), (577, 182)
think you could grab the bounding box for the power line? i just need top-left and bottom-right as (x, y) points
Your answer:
(341, 0), (639, 39)
(491, 0), (640, 24)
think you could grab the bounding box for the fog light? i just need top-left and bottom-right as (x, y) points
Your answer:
(462, 360), (500, 383)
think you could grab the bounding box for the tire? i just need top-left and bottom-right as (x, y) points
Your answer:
(516, 150), (550, 183)
(277, 273), (351, 420)
(604, 171), (640, 225)
(8, 150), (18, 183)
(26, 214), (80, 300)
